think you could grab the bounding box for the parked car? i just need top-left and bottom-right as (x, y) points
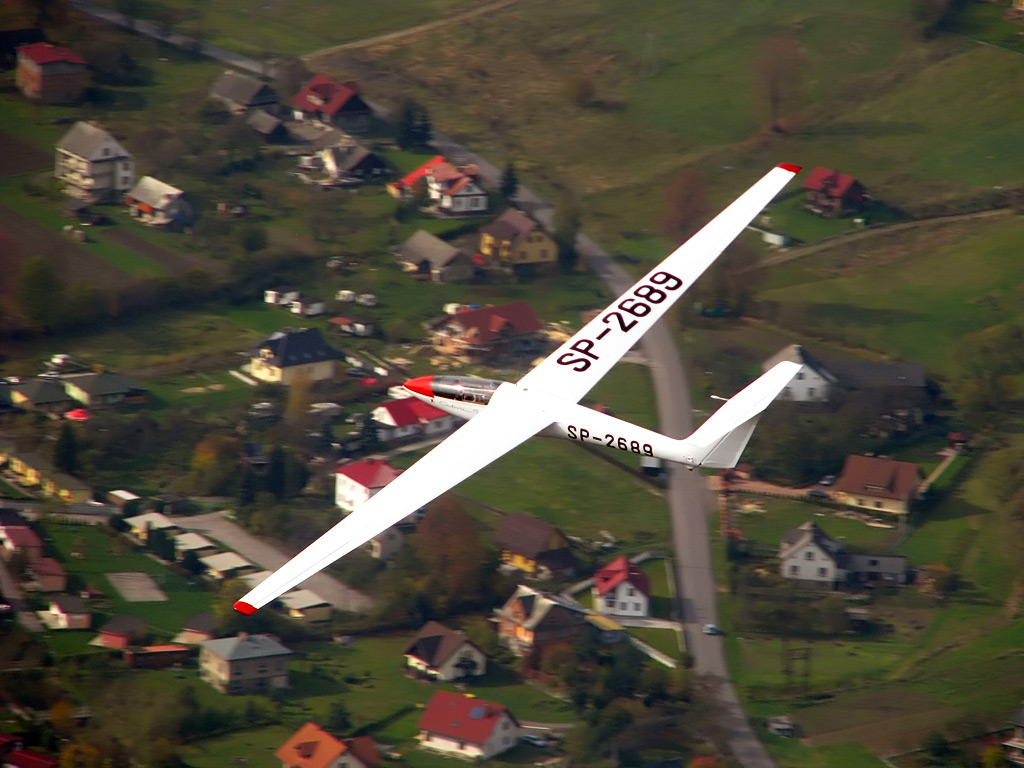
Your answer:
(807, 489), (832, 500)
(702, 623), (721, 635)
(818, 474), (836, 486)
(520, 734), (548, 748)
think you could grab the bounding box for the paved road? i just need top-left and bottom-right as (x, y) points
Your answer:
(179, 511), (373, 613)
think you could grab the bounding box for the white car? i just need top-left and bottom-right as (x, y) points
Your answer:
(702, 623), (721, 636)
(520, 734), (548, 748)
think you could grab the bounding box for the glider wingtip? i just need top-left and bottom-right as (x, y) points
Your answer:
(233, 600), (257, 616)
(776, 162), (802, 174)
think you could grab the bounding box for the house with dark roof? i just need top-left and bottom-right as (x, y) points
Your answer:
(370, 397), (460, 444)
(779, 521), (907, 586)
(479, 208), (557, 271)
(425, 161), (488, 216)
(275, 722), (380, 768)
(492, 512), (577, 580)
(592, 556), (651, 618)
(416, 690), (519, 760)
(10, 379), (75, 414)
(200, 632), (292, 693)
(200, 552), (257, 580)
(290, 74), (372, 131)
(833, 455), (921, 516)
(249, 327), (340, 386)
(40, 472), (91, 504)
(174, 612), (217, 645)
(209, 70), (277, 113)
(321, 145), (389, 183)
(1002, 703), (1024, 766)
(247, 108), (287, 141)
(493, 585), (589, 657)
(124, 176), (194, 229)
(55, 122), (135, 202)
(335, 459), (402, 512)
(430, 301), (544, 363)
(803, 167), (866, 218)
(397, 230), (474, 283)
(7, 451), (55, 488)
(172, 532), (218, 560)
(95, 615), (146, 649)
(403, 621), (487, 681)
(16, 42), (87, 104)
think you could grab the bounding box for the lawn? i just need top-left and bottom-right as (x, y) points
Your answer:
(640, 557), (674, 620)
(630, 627), (680, 660)
(732, 498), (900, 554)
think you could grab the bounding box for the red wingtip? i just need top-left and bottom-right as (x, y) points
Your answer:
(233, 600), (257, 616)
(404, 375), (434, 398)
(776, 163), (802, 174)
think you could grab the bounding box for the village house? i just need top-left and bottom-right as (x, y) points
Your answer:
(832, 455), (921, 516)
(106, 489), (141, 515)
(417, 690), (519, 761)
(335, 459), (402, 512)
(9, 379), (75, 414)
(1, 526), (43, 562)
(429, 301), (544, 363)
(172, 532), (219, 561)
(425, 161), (488, 215)
(265, 286), (300, 306)
(55, 121), (135, 203)
(1002, 702), (1024, 766)
(478, 208), (557, 272)
(328, 315), (374, 338)
(494, 585), (590, 657)
(403, 621), (487, 681)
(762, 345), (836, 404)
(208, 70), (278, 113)
(40, 472), (91, 504)
(397, 230), (475, 283)
(279, 590), (332, 629)
(26, 557), (65, 591)
(249, 327), (341, 386)
(16, 42), (87, 105)
(200, 552), (257, 580)
(370, 397), (461, 444)
(366, 527), (404, 561)
(290, 75), (372, 131)
(95, 614), (146, 649)
(289, 295), (326, 317)
(4, 750), (59, 768)
(592, 556), (651, 618)
(387, 155), (446, 199)
(803, 167), (866, 218)
(492, 512), (577, 580)
(321, 145), (389, 183)
(124, 176), (194, 229)
(200, 632), (292, 694)
(7, 452), (55, 489)
(126, 511), (181, 542)
(173, 612), (217, 645)
(146, 493), (190, 516)
(779, 521), (907, 586)
(275, 722), (381, 768)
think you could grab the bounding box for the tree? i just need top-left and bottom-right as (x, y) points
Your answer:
(180, 550), (204, 577)
(554, 192), (582, 274)
(273, 56), (312, 105)
(325, 701), (352, 734)
(60, 743), (102, 768)
(396, 100), (432, 149)
(499, 161), (519, 200)
(54, 423), (79, 474)
(189, 435), (241, 495)
(751, 33), (805, 134)
(238, 224), (268, 254)
(284, 371), (313, 441)
(17, 254), (63, 329)
(264, 445), (287, 501)
(414, 496), (487, 613)
(236, 464), (258, 508)
(659, 167), (709, 245)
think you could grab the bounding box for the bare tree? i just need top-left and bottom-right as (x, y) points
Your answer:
(752, 33), (805, 134)
(659, 167), (709, 245)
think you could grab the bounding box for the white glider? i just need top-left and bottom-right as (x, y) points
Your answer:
(234, 163), (802, 615)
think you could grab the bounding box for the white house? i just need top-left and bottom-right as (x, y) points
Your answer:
(173, 532), (219, 560)
(762, 344), (836, 403)
(591, 556), (651, 618)
(200, 551), (256, 580)
(367, 526), (404, 560)
(335, 459), (402, 512)
(403, 621), (487, 681)
(778, 521), (845, 584)
(124, 175), (194, 228)
(264, 286), (299, 306)
(55, 121), (135, 202)
(417, 690), (519, 760)
(425, 162), (488, 215)
(370, 397), (460, 443)
(289, 296), (326, 317)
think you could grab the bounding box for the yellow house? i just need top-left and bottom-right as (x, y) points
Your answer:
(41, 472), (92, 504)
(491, 511), (577, 579)
(249, 327), (340, 386)
(9, 452), (55, 487)
(479, 208), (556, 270)
(832, 454), (921, 515)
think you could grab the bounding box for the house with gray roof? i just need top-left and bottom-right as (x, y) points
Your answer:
(493, 585), (589, 657)
(208, 70), (277, 113)
(246, 108), (286, 141)
(10, 379), (74, 414)
(321, 144), (389, 183)
(249, 327), (340, 386)
(61, 371), (147, 408)
(403, 620), (486, 681)
(55, 121), (135, 202)
(779, 521), (907, 586)
(398, 230), (474, 283)
(124, 176), (194, 229)
(200, 633), (292, 693)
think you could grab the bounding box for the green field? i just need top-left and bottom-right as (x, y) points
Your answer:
(733, 498), (900, 554)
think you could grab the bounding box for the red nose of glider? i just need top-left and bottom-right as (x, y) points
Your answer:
(404, 376), (434, 398)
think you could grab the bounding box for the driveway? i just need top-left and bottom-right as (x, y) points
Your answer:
(179, 511), (373, 613)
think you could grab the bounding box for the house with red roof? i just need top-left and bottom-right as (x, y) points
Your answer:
(16, 42), (87, 104)
(832, 454), (921, 515)
(335, 458), (402, 512)
(803, 167), (866, 218)
(592, 556), (651, 618)
(1, 526), (43, 562)
(275, 722), (380, 768)
(290, 75), (372, 131)
(417, 690), (519, 760)
(425, 161), (488, 216)
(429, 301), (544, 363)
(370, 397), (460, 443)
(387, 155), (446, 200)
(27, 557), (65, 592)
(4, 750), (59, 768)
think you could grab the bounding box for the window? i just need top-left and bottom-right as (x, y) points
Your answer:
(789, 565), (799, 575)
(605, 596), (615, 607)
(620, 602), (627, 610)
(805, 551), (814, 560)
(869, 559), (878, 566)
(628, 588), (635, 596)
(808, 387), (816, 398)
(634, 602), (640, 611)
(796, 371), (805, 380)
(818, 567), (827, 577)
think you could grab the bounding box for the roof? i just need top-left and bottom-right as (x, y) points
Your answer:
(0, 509), (28, 527)
(56, 122), (129, 160)
(393, 155), (446, 190)
(480, 207), (541, 241)
(125, 176), (184, 209)
(173, 532), (215, 551)
(3, 526), (42, 549)
(246, 108), (283, 135)
(182, 611), (216, 634)
(841, 553), (907, 574)
(399, 230), (462, 269)
(18, 42), (85, 66)
(803, 167), (861, 198)
(492, 512), (560, 559)
(253, 327), (340, 368)
(46, 472), (90, 492)
(200, 552), (253, 572)
(586, 613), (625, 632)
(280, 590), (330, 611)
(833, 455), (920, 502)
(336, 458), (402, 490)
(108, 489), (140, 502)
(209, 70), (276, 107)
(99, 614), (145, 636)
(290, 74), (370, 118)
(762, 344), (837, 384)
(13, 379), (72, 405)
(127, 511), (177, 531)
(373, 397), (448, 428)
(403, 621), (480, 668)
(343, 736), (380, 768)
(275, 723), (346, 768)
(5, 751), (60, 768)
(593, 556), (651, 597)
(433, 301), (543, 344)
(417, 690), (516, 746)
(498, 585), (587, 631)
(30, 557), (64, 577)
(201, 633), (292, 661)
(51, 594), (88, 614)
(779, 521), (843, 561)
(822, 360), (928, 389)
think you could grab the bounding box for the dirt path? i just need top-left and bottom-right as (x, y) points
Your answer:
(303, 0), (521, 62)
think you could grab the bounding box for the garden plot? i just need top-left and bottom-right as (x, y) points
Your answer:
(107, 571), (167, 602)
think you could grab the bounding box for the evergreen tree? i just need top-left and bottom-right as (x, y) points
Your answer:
(554, 193), (582, 274)
(53, 423), (78, 474)
(499, 161), (519, 200)
(396, 100), (433, 149)
(264, 445), (286, 500)
(181, 549), (204, 577)
(236, 464), (258, 508)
